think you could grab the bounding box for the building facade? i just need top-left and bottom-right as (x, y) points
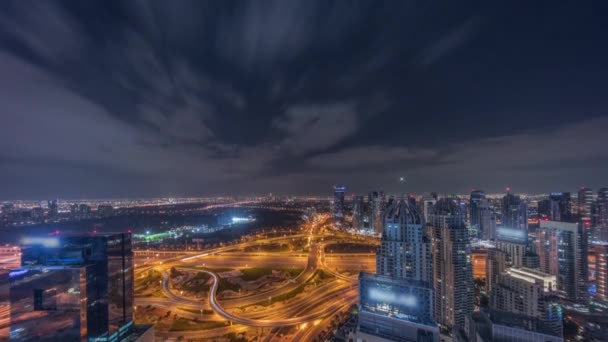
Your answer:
(537, 220), (588, 303)
(357, 273), (438, 342)
(429, 198), (473, 332)
(376, 199), (431, 283)
(10, 233), (136, 341)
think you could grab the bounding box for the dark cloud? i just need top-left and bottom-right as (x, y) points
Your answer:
(0, 1), (607, 198)
(273, 103), (358, 154)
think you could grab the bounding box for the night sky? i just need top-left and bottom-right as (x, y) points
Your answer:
(1, 1), (607, 199)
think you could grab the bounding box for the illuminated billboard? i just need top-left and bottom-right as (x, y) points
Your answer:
(496, 227), (527, 244)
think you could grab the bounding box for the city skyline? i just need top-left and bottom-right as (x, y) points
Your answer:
(1, 2), (608, 198)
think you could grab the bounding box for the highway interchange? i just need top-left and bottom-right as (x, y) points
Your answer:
(133, 215), (377, 341)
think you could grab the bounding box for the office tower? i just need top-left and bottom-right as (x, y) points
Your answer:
(429, 198), (473, 332)
(332, 185), (346, 220)
(470, 190), (485, 238)
(501, 191), (528, 233)
(352, 195), (364, 229)
(422, 193), (437, 224)
(47, 199), (58, 218)
(595, 244), (608, 302)
(482, 207), (497, 240)
(357, 273), (438, 341)
(578, 187), (593, 220)
(593, 188), (608, 242)
(369, 191), (386, 234)
(376, 198), (432, 283)
(465, 310), (563, 342)
(537, 220), (588, 303)
(486, 248), (508, 293)
(490, 268), (556, 318)
(540, 192), (573, 221)
(9, 233), (151, 341)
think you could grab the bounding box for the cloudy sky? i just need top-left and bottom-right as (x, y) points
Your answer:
(1, 1), (607, 199)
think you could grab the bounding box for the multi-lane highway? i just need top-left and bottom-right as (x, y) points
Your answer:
(134, 215), (373, 340)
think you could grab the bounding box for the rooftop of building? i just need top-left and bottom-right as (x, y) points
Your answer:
(480, 309), (561, 337)
(384, 198), (422, 225)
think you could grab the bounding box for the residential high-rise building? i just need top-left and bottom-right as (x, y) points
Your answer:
(593, 188), (608, 242)
(356, 273), (439, 342)
(595, 243), (608, 302)
(495, 238), (526, 268)
(376, 198), (432, 283)
(429, 198), (473, 333)
(578, 187), (593, 220)
(352, 195), (365, 230)
(482, 207), (497, 240)
(470, 190), (486, 238)
(501, 191), (528, 233)
(421, 193), (437, 224)
(490, 268), (556, 318)
(369, 191), (386, 234)
(332, 185), (346, 220)
(486, 248), (508, 293)
(9, 233), (152, 341)
(465, 310), (563, 342)
(537, 220), (588, 303)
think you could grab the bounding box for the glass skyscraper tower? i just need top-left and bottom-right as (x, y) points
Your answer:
(9, 233), (134, 341)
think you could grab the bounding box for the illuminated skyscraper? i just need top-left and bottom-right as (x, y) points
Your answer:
(578, 187), (593, 220)
(593, 188), (608, 242)
(369, 191), (386, 234)
(332, 185), (346, 220)
(422, 193), (437, 224)
(429, 198), (473, 333)
(376, 198), (432, 283)
(537, 220), (588, 303)
(595, 243), (608, 302)
(470, 190), (485, 237)
(8, 233), (150, 341)
(363, 196), (437, 341)
(501, 191), (528, 233)
(352, 195), (365, 230)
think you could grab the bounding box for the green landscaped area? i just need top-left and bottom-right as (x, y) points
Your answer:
(169, 318), (229, 331)
(239, 267), (304, 281)
(218, 278), (242, 292)
(135, 270), (165, 297)
(240, 267), (274, 281)
(245, 284), (306, 308)
(324, 242), (377, 254)
(181, 272), (211, 293)
(244, 242), (290, 252)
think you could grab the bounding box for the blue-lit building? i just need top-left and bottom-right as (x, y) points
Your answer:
(357, 273), (438, 342)
(8, 233), (144, 341)
(537, 220), (588, 303)
(469, 190), (485, 237)
(377, 198), (432, 283)
(332, 185), (346, 220)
